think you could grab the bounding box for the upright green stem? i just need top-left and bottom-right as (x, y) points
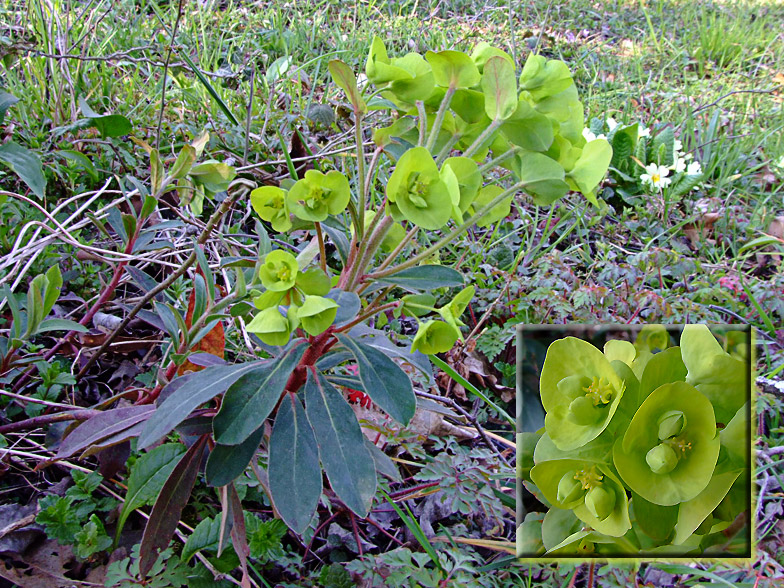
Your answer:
(354, 108), (367, 238)
(364, 181), (524, 281)
(314, 222), (327, 273)
(478, 146), (521, 175)
(435, 134), (461, 166)
(462, 119), (503, 158)
(425, 85), (456, 152)
(416, 101), (427, 146)
(364, 147), (383, 200)
(346, 215), (394, 291)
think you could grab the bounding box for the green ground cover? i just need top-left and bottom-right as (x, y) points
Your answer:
(0, 0), (782, 585)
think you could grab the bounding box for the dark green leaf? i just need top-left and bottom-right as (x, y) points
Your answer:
(373, 265), (464, 292)
(139, 435), (208, 576)
(325, 289), (361, 327)
(213, 342), (307, 445)
(138, 362), (267, 449)
(268, 394), (321, 534)
(364, 438), (401, 482)
(35, 319), (88, 334)
(78, 97), (131, 138)
(206, 425), (265, 487)
(335, 334), (415, 424)
(181, 515), (223, 564)
(0, 91), (19, 125)
(0, 142), (47, 198)
(115, 443), (185, 543)
(303, 371), (376, 517)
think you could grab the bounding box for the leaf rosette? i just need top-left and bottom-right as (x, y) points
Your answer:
(540, 337), (627, 451)
(613, 381), (720, 506)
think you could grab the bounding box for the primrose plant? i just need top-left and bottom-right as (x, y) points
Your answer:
(587, 117), (704, 207)
(518, 325), (750, 557)
(55, 38), (611, 575)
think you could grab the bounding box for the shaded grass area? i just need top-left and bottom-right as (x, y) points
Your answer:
(0, 0), (783, 585)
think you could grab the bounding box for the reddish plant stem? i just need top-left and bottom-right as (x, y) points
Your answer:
(0, 409), (100, 435)
(12, 216), (143, 393)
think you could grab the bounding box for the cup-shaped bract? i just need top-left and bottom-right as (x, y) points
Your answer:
(540, 337), (627, 451)
(245, 307), (292, 346)
(437, 285), (475, 332)
(258, 250), (299, 292)
(680, 324), (747, 425)
(250, 186), (292, 232)
(287, 170), (350, 222)
(295, 295), (339, 336)
(411, 319), (460, 355)
(530, 459), (631, 537)
(387, 147), (453, 230)
(613, 381), (720, 506)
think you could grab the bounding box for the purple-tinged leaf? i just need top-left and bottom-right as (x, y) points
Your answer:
(139, 435), (208, 577)
(56, 406), (154, 459)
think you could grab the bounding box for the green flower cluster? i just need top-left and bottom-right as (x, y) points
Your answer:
(245, 250), (337, 345)
(520, 325), (750, 556)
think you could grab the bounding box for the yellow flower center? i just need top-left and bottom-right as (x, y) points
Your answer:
(652, 173), (660, 183)
(573, 466), (604, 490)
(583, 377), (614, 406)
(664, 435), (693, 457)
(276, 265), (292, 282)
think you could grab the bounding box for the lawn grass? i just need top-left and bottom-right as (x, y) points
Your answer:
(1, 0), (783, 585)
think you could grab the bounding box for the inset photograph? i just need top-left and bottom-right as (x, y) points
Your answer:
(517, 324), (752, 558)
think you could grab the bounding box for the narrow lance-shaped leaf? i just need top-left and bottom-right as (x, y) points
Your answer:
(213, 341), (307, 445)
(304, 371), (376, 517)
(115, 443), (185, 545)
(138, 361), (269, 449)
(206, 425), (266, 487)
(372, 265), (464, 292)
(139, 434), (208, 576)
(228, 483), (252, 588)
(57, 406), (155, 459)
(268, 394), (322, 534)
(336, 334), (416, 424)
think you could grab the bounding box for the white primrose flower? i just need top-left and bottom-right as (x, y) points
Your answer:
(638, 125), (651, 138)
(673, 139), (683, 153)
(686, 161), (702, 176)
(640, 163), (672, 189)
(582, 128), (606, 142)
(672, 158), (687, 173)
(606, 117), (619, 131)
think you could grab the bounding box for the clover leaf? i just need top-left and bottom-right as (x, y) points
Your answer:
(251, 186), (293, 232)
(613, 381), (720, 506)
(287, 169), (350, 222)
(540, 337), (627, 451)
(258, 250), (299, 292)
(387, 147), (453, 229)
